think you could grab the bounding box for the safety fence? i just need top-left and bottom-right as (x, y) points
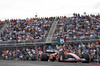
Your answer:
(0, 36), (100, 46)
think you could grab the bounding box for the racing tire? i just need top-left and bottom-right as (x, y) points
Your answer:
(57, 52), (65, 62)
(82, 53), (90, 63)
(39, 53), (48, 61)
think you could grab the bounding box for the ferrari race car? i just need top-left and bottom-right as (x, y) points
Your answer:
(38, 49), (90, 63)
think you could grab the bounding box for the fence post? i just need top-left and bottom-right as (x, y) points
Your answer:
(15, 40), (17, 60)
(96, 45), (100, 64)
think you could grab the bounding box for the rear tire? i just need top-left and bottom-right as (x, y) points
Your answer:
(39, 53), (48, 61)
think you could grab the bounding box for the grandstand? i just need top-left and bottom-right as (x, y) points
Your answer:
(0, 17), (54, 45)
(0, 13), (100, 46)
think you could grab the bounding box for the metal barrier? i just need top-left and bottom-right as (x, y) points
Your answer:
(52, 36), (100, 40)
(0, 36), (100, 46)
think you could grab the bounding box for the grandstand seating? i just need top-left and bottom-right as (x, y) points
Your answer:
(52, 14), (100, 41)
(0, 14), (100, 44)
(0, 17), (54, 42)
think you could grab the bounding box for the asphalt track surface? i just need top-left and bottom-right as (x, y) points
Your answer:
(0, 60), (100, 66)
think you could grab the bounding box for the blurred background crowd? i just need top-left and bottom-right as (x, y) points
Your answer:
(0, 13), (100, 62)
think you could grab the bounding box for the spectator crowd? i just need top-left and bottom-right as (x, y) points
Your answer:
(2, 47), (37, 61)
(0, 17), (55, 41)
(1, 42), (100, 61)
(0, 21), (5, 29)
(53, 13), (100, 41)
(0, 13), (100, 42)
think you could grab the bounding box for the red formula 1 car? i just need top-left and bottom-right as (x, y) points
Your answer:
(39, 49), (90, 63)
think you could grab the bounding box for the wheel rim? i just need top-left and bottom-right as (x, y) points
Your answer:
(56, 55), (59, 61)
(39, 55), (41, 61)
(60, 55), (63, 61)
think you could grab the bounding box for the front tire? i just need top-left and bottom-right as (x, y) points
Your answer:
(82, 53), (90, 63)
